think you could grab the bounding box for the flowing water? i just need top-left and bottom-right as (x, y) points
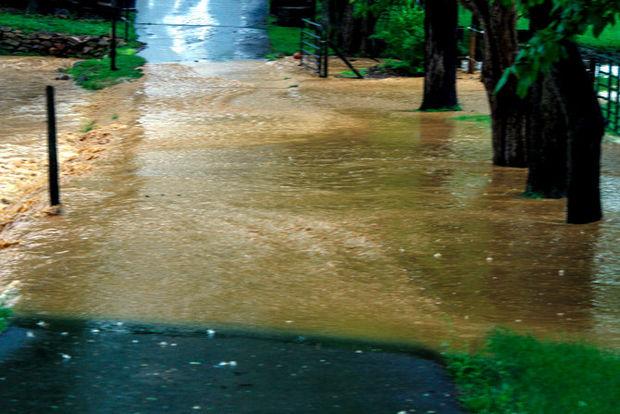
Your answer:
(1, 58), (619, 350)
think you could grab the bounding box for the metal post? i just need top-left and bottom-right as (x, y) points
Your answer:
(468, 16), (478, 74)
(615, 65), (620, 133)
(46, 86), (60, 207)
(321, 39), (328, 78)
(299, 26), (304, 67)
(124, 0), (130, 42)
(607, 60), (613, 121)
(589, 58), (597, 83)
(110, 12), (118, 71)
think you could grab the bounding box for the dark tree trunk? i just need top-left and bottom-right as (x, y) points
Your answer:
(420, 0), (458, 110)
(525, 3), (568, 198)
(27, 0), (40, 13)
(326, 0), (376, 55)
(525, 73), (568, 198)
(460, 0), (527, 167)
(556, 43), (605, 224)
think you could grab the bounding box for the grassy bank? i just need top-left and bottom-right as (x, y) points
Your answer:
(446, 330), (620, 414)
(67, 47), (145, 90)
(0, 307), (10, 333)
(0, 9), (145, 90)
(65, 11), (145, 90)
(0, 10), (109, 36)
(266, 17), (301, 59)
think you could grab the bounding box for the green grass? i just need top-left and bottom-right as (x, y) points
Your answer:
(459, 6), (620, 51)
(338, 68), (369, 78)
(80, 120), (97, 133)
(451, 114), (491, 125)
(0, 10), (109, 36)
(0, 307), (11, 333)
(266, 17), (301, 59)
(446, 330), (620, 414)
(67, 47), (145, 90)
(578, 24), (620, 51)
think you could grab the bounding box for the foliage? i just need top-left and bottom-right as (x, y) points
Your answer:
(370, 0), (425, 71)
(495, 0), (620, 96)
(0, 10), (109, 36)
(446, 330), (620, 414)
(67, 47), (145, 90)
(578, 23), (620, 51)
(0, 307), (11, 333)
(0, 282), (19, 334)
(266, 17), (301, 59)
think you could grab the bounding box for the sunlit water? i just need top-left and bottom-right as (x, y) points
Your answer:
(2, 60), (619, 349)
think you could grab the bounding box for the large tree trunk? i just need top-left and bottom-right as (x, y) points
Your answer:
(420, 0), (458, 110)
(525, 74), (568, 198)
(460, 0), (527, 167)
(525, 2), (568, 197)
(557, 43), (605, 224)
(326, 0), (376, 55)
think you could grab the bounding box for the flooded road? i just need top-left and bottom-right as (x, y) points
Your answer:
(2, 59), (619, 349)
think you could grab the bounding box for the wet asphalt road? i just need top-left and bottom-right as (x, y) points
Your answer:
(135, 0), (270, 62)
(0, 319), (463, 414)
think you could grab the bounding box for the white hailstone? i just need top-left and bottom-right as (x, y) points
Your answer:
(132, 340), (139, 344)
(36, 321), (48, 328)
(486, 257), (493, 263)
(26, 331), (35, 338)
(558, 270), (565, 276)
(90, 329), (100, 334)
(60, 353), (72, 360)
(159, 341), (168, 347)
(229, 361), (237, 367)
(433, 253), (442, 258)
(207, 329), (216, 338)
(285, 320), (294, 324)
(60, 332), (69, 336)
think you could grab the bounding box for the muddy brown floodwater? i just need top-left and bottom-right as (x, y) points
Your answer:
(1, 57), (619, 350)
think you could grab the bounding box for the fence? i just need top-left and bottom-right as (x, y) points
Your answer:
(588, 54), (620, 135)
(298, 19), (364, 79)
(299, 19), (327, 78)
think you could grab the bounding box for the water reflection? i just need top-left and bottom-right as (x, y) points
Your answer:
(135, 0), (269, 62)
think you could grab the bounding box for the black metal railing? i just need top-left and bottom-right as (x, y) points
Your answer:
(299, 19), (327, 78)
(588, 54), (620, 134)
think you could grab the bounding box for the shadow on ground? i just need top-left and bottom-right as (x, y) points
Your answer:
(0, 318), (462, 413)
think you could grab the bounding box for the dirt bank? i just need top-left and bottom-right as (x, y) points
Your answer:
(0, 56), (143, 245)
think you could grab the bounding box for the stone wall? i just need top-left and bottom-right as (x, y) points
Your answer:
(0, 27), (123, 58)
